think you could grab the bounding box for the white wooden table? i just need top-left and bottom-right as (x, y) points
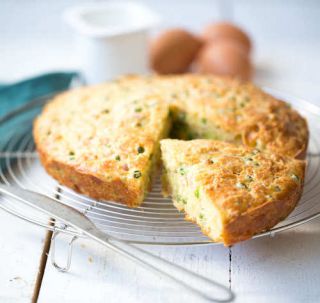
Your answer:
(1, 1), (320, 302)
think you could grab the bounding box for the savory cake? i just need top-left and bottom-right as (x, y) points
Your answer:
(34, 74), (308, 209)
(110, 74), (308, 158)
(160, 139), (306, 245)
(33, 86), (171, 207)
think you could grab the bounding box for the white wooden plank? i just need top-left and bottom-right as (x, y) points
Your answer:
(38, 233), (230, 303)
(0, 159), (57, 302)
(232, 220), (320, 303)
(0, 209), (49, 303)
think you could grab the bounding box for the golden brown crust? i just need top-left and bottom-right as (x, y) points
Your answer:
(183, 185), (301, 245)
(33, 86), (171, 207)
(160, 139), (306, 245)
(35, 145), (141, 207)
(34, 74), (309, 212)
(223, 181), (303, 245)
(112, 74), (309, 159)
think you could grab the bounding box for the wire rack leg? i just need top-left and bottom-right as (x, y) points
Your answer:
(51, 230), (78, 272)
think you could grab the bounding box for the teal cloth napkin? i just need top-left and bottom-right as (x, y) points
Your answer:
(0, 72), (79, 117)
(0, 72), (80, 172)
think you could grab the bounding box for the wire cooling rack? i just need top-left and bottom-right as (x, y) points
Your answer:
(1, 89), (320, 245)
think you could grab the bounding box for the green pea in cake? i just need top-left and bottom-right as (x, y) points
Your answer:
(34, 86), (171, 207)
(34, 74), (308, 210)
(160, 139), (305, 245)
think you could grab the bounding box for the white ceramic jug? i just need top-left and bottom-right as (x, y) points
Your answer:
(64, 2), (159, 84)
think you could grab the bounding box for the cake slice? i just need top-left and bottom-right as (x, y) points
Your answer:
(34, 85), (171, 207)
(160, 139), (305, 245)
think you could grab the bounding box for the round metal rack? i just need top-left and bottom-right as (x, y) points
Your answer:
(1, 89), (320, 245)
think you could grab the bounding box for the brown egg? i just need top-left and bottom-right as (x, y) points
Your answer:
(149, 29), (203, 74)
(202, 22), (252, 54)
(195, 40), (252, 80)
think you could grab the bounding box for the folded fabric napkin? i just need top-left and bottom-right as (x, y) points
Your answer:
(0, 72), (79, 117)
(0, 72), (80, 171)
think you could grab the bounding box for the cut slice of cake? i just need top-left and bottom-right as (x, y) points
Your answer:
(34, 74), (309, 208)
(34, 85), (171, 207)
(160, 139), (305, 245)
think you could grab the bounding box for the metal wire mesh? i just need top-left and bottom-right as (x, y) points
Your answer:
(1, 89), (320, 245)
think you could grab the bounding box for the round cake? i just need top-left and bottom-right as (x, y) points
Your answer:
(34, 74), (308, 207)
